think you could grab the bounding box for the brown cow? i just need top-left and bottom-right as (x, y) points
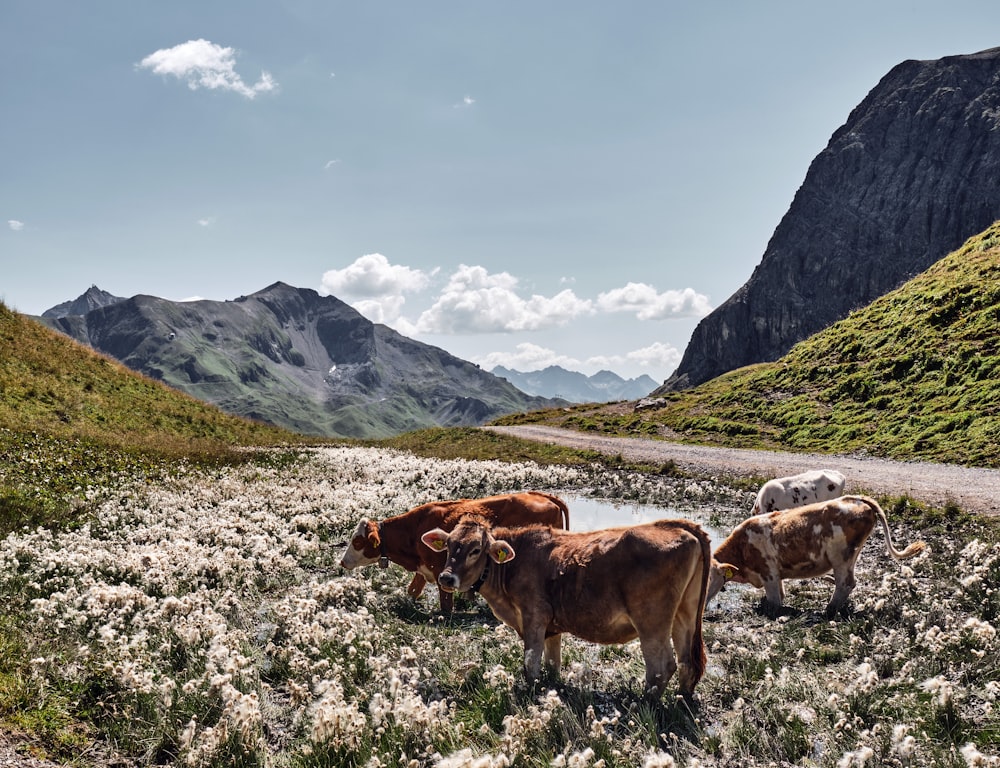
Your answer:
(421, 517), (711, 699)
(339, 491), (569, 613)
(708, 495), (927, 617)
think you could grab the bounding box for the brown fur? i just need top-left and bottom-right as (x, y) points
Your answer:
(339, 491), (570, 613)
(425, 517), (711, 699)
(709, 495), (927, 617)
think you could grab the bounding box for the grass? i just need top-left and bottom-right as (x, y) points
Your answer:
(494, 222), (1000, 469)
(1, 224), (1000, 765)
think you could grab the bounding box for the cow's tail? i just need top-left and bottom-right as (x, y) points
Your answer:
(682, 521), (710, 687)
(538, 491), (571, 529)
(860, 496), (928, 560)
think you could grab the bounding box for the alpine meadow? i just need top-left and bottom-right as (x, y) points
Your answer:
(1, 226), (1000, 766)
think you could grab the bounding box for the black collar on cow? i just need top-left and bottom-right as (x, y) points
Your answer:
(469, 562), (490, 593)
(377, 522), (389, 569)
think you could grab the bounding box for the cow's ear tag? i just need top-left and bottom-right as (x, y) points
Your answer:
(724, 567), (735, 580)
(421, 529), (449, 551)
(491, 542), (515, 564)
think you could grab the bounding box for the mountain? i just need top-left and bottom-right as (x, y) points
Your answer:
(37, 282), (565, 439)
(0, 300), (300, 451)
(503, 222), (1000, 468)
(40, 285), (125, 319)
(491, 365), (658, 403)
(657, 47), (1000, 393)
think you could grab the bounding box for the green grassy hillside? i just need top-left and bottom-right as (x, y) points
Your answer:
(497, 221), (1000, 467)
(0, 303), (315, 528)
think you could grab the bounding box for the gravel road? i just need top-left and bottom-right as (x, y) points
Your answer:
(486, 425), (1000, 516)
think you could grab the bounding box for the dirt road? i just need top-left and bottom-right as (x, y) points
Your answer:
(486, 425), (1000, 516)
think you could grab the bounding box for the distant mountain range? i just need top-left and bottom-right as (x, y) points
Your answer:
(491, 365), (657, 403)
(36, 283), (567, 439)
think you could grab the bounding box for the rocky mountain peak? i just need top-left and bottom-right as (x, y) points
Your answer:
(656, 47), (1000, 393)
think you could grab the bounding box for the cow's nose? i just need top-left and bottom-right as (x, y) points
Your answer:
(439, 571), (460, 590)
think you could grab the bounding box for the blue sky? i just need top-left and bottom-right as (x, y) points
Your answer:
(3, 2), (1000, 383)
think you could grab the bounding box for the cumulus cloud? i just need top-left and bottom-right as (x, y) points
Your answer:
(321, 253), (432, 324)
(137, 39), (276, 99)
(597, 282), (712, 320)
(414, 265), (593, 334)
(627, 341), (682, 371)
(476, 343), (582, 372)
(322, 253), (431, 298)
(476, 340), (680, 378)
(7, 220), (24, 231)
(454, 95), (475, 108)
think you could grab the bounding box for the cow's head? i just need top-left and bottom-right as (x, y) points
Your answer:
(706, 558), (740, 603)
(421, 519), (515, 592)
(339, 518), (382, 569)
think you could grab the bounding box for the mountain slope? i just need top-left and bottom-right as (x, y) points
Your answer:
(39, 282), (564, 439)
(491, 365), (658, 402)
(0, 300), (301, 450)
(658, 47), (1000, 393)
(498, 222), (1000, 468)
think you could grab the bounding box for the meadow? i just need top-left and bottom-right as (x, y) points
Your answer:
(1, 444), (997, 767)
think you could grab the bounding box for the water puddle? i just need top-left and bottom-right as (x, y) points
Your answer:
(560, 493), (725, 547)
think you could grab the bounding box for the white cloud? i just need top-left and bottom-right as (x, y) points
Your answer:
(7, 220), (24, 231)
(621, 342), (683, 375)
(138, 39), (276, 99)
(414, 265), (593, 334)
(476, 342), (582, 372)
(324, 159), (341, 170)
(351, 296), (407, 325)
(453, 95), (475, 108)
(197, 216), (216, 228)
(322, 253), (431, 298)
(596, 282), (712, 320)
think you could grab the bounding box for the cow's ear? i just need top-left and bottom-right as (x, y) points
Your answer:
(489, 540), (516, 564)
(421, 528), (450, 552)
(719, 563), (739, 581)
(365, 519), (381, 547)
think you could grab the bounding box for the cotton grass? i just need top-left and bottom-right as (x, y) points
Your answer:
(0, 444), (997, 766)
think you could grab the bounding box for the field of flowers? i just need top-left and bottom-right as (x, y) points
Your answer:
(1, 445), (998, 767)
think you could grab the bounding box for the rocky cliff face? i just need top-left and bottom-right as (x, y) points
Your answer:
(656, 47), (1000, 393)
(39, 282), (565, 439)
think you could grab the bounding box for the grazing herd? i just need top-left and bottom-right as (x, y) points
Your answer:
(339, 469), (927, 700)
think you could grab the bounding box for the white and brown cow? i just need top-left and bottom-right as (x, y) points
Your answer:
(421, 517), (711, 699)
(751, 469), (847, 514)
(709, 495), (926, 617)
(339, 491), (569, 613)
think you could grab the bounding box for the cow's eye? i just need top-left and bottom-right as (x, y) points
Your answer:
(468, 546), (481, 559)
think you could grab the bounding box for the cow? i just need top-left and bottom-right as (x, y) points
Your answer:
(708, 495), (927, 618)
(339, 491), (570, 613)
(421, 517), (711, 699)
(751, 469), (846, 515)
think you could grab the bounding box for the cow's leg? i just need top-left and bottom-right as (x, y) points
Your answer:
(407, 574), (427, 598)
(761, 578), (784, 617)
(826, 566), (857, 618)
(437, 585), (455, 615)
(521, 625), (548, 682)
(638, 633), (676, 700)
(543, 634), (562, 674)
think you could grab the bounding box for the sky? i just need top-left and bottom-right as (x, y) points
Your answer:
(3, 2), (1000, 384)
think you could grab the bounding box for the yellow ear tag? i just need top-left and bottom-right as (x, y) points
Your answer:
(432, 540), (446, 551)
(496, 550), (507, 563)
(724, 567), (735, 580)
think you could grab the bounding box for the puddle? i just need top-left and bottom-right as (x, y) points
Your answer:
(560, 493), (725, 547)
